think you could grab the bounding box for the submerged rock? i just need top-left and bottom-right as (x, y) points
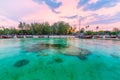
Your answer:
(54, 58), (63, 63)
(14, 59), (29, 68)
(60, 47), (91, 60)
(25, 42), (91, 60)
(26, 43), (69, 52)
(40, 43), (69, 49)
(111, 54), (120, 59)
(77, 55), (87, 60)
(26, 44), (47, 52)
(78, 48), (91, 60)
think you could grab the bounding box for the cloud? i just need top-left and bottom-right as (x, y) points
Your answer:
(0, 0), (120, 30)
(20, 2), (61, 24)
(86, 22), (120, 31)
(89, 0), (98, 4)
(52, 9), (61, 14)
(87, 12), (120, 25)
(78, 0), (120, 11)
(77, 0), (89, 8)
(0, 15), (18, 27)
(33, 0), (62, 13)
(61, 15), (78, 19)
(77, 0), (99, 8)
(0, 0), (40, 21)
(94, 3), (120, 16)
(44, 0), (62, 9)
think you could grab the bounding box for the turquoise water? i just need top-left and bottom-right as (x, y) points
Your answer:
(0, 38), (120, 80)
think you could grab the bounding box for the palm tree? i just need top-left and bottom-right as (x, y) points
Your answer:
(85, 25), (89, 31)
(112, 28), (119, 33)
(18, 22), (24, 35)
(96, 26), (99, 35)
(96, 26), (99, 31)
(80, 28), (85, 33)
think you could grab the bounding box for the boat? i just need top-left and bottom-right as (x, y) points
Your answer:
(38, 35), (44, 38)
(84, 35), (93, 39)
(117, 34), (120, 38)
(118, 36), (120, 38)
(111, 35), (117, 38)
(25, 35), (33, 38)
(1, 35), (14, 39)
(17, 35), (24, 38)
(0, 35), (1, 38)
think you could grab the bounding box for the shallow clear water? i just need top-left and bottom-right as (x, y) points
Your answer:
(0, 38), (120, 80)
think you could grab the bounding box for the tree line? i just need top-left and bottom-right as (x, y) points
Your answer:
(79, 26), (120, 35)
(0, 21), (76, 35)
(0, 21), (120, 35)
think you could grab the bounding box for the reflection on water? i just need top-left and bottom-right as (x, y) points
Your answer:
(0, 38), (120, 80)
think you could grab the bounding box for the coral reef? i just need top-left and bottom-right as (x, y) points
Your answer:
(26, 43), (91, 60)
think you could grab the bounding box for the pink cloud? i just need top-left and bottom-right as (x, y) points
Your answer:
(89, 0), (98, 4)
(0, 15), (18, 27)
(89, 22), (120, 31)
(0, 0), (120, 31)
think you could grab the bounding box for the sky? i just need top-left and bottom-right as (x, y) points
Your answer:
(0, 0), (120, 30)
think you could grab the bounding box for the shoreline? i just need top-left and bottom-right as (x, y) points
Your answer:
(0, 35), (75, 39)
(0, 35), (120, 41)
(96, 38), (120, 41)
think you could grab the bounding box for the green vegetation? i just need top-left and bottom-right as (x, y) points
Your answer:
(0, 27), (19, 35)
(80, 27), (120, 36)
(0, 21), (75, 35)
(85, 31), (94, 35)
(0, 21), (120, 36)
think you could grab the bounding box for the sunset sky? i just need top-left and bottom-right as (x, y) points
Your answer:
(0, 0), (120, 30)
